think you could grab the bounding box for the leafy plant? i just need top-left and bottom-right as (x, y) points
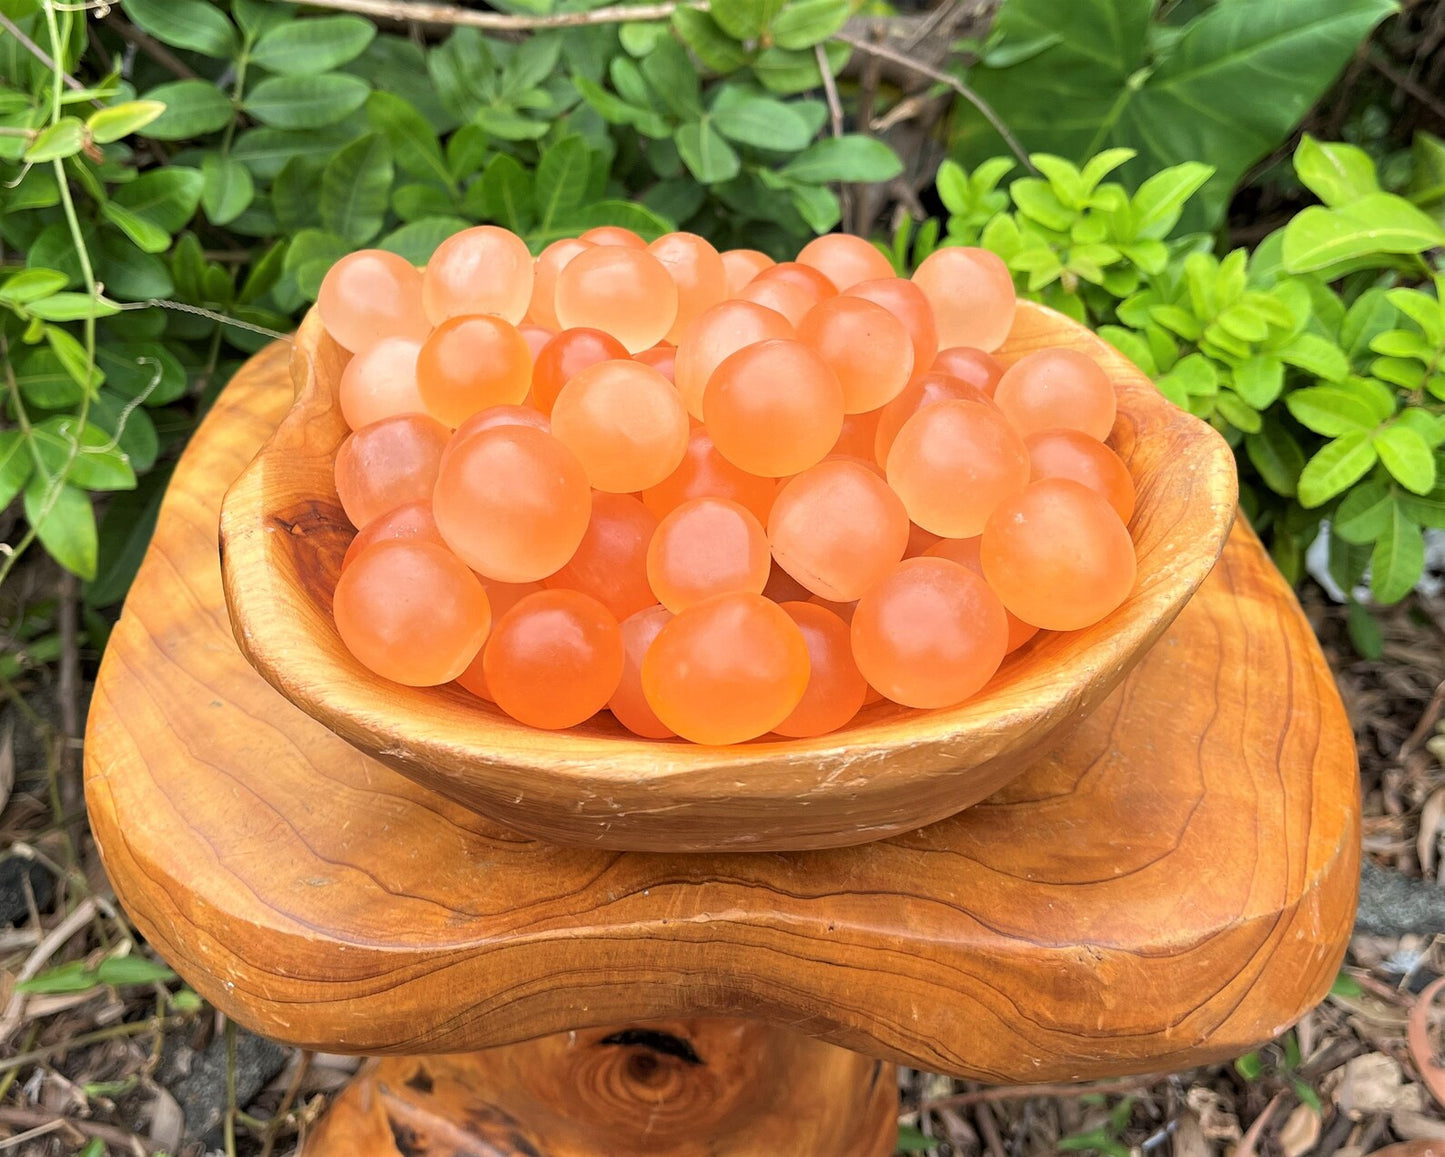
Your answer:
(1057, 1095), (1136, 1157)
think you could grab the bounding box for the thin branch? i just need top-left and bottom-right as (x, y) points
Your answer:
(834, 30), (1036, 173)
(0, 895), (100, 1042)
(1368, 49), (1445, 124)
(0, 1105), (155, 1153)
(920, 1071), (1171, 1112)
(275, 0), (707, 31)
(815, 41), (856, 233)
(0, 10), (92, 97)
(104, 15), (199, 80)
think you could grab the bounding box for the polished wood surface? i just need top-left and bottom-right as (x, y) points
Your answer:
(86, 340), (1357, 1080)
(306, 1021), (897, 1156)
(217, 303), (1238, 852)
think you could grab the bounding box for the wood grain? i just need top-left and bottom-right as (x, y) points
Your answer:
(85, 340), (1358, 1079)
(217, 303), (1239, 852)
(305, 1021), (897, 1156)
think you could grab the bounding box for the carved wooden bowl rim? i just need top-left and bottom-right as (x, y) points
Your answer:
(217, 301), (1237, 844)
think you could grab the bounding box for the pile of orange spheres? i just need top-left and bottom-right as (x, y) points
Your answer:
(321, 225), (1139, 746)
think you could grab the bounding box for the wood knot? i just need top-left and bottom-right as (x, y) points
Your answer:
(268, 499), (351, 613)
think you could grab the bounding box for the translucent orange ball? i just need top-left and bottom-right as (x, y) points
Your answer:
(993, 348), (1118, 441)
(721, 248), (774, 295)
(797, 296), (914, 414)
(333, 540), (492, 686)
(674, 299), (795, 419)
(831, 409), (882, 460)
(634, 343), (676, 382)
(734, 276), (815, 327)
(873, 370), (998, 466)
(642, 593), (810, 744)
(528, 238), (592, 332)
(703, 339), (845, 478)
(851, 557), (1008, 708)
(580, 225), (647, 248)
(455, 579), (546, 701)
(544, 492), (658, 621)
(554, 246), (678, 353)
(923, 536), (1039, 653)
(444, 404), (550, 467)
(334, 413), (450, 529)
(797, 234), (894, 292)
(530, 327), (630, 415)
(339, 337), (426, 431)
(342, 501), (443, 571)
(609, 604), (676, 739)
(422, 225), (533, 325)
(317, 249), (429, 354)
(755, 261), (837, 299)
(646, 497), (770, 613)
(649, 232), (727, 344)
(482, 590), (624, 729)
(773, 602), (868, 737)
(763, 562), (813, 604)
(433, 426), (592, 583)
(886, 399), (1030, 538)
(519, 323), (556, 359)
(911, 247), (1016, 352)
(1026, 429), (1135, 521)
(930, 347), (1005, 396)
(845, 278), (938, 374)
(769, 459), (909, 601)
(981, 479), (1136, 631)
(551, 360), (689, 493)
(416, 315), (533, 427)
(642, 427), (777, 524)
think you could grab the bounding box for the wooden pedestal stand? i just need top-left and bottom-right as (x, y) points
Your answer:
(85, 342), (1360, 1156)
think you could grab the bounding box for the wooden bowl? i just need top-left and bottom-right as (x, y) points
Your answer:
(218, 302), (1237, 852)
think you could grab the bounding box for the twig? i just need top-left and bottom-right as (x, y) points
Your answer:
(1368, 50), (1445, 123)
(0, 1118), (67, 1150)
(973, 1101), (1006, 1157)
(0, 10), (92, 96)
(1400, 678), (1445, 760)
(275, 0), (707, 30)
(921, 1071), (1171, 1111)
(0, 1015), (186, 1076)
(833, 30), (1036, 173)
(258, 1051), (314, 1157)
(103, 14), (198, 80)
(0, 1107), (151, 1154)
(225, 1020), (239, 1157)
(815, 42), (855, 233)
(0, 895), (99, 1042)
(56, 570), (82, 858)
(1234, 1091), (1286, 1157)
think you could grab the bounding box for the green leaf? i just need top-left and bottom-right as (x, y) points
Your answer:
(15, 961), (99, 995)
(86, 100), (166, 144)
(1333, 480), (1393, 543)
(534, 135), (590, 229)
(1371, 504), (1425, 604)
(89, 392), (157, 474)
(711, 0), (785, 39)
(676, 118), (741, 183)
(366, 92), (452, 189)
(245, 74), (371, 130)
(672, 8), (751, 73)
(283, 228), (353, 300)
(251, 16), (376, 75)
(475, 153), (534, 232)
(27, 293), (120, 321)
(0, 267), (67, 305)
(1130, 161), (1214, 239)
(1297, 431), (1378, 508)
(1340, 288), (1397, 363)
(771, 0), (851, 49)
(1234, 1051), (1265, 1080)
(44, 328), (103, 394)
(1232, 355), (1284, 409)
(94, 343), (187, 406)
(1244, 420), (1304, 497)
(102, 202), (170, 254)
(0, 430), (33, 512)
(24, 117), (84, 163)
(378, 216), (474, 265)
(1373, 426), (1437, 495)
(541, 200), (675, 246)
(321, 133), (392, 244)
(1397, 484), (1445, 529)
(641, 38), (703, 119)
(1285, 386), (1378, 437)
(1293, 134), (1379, 207)
(787, 181), (841, 233)
(1347, 599), (1384, 659)
(140, 80), (234, 140)
(1282, 194), (1445, 273)
(24, 477), (97, 580)
(1214, 390), (1261, 433)
(94, 955), (177, 986)
(112, 167), (204, 237)
(710, 88), (814, 151)
(32, 417), (135, 491)
(895, 1124), (932, 1152)
(234, 0), (294, 38)
(1277, 332), (1350, 381)
(781, 135), (902, 183)
(121, 0), (238, 57)
(201, 154), (255, 226)
(753, 42), (849, 96)
(1386, 288), (1445, 346)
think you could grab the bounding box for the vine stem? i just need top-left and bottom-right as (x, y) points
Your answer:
(0, 10), (89, 95)
(275, 0), (707, 30)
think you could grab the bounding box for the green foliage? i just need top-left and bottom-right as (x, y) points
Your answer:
(951, 0), (1399, 230)
(922, 135), (1445, 604)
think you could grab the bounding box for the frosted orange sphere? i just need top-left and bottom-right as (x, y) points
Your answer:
(797, 296), (914, 413)
(455, 579), (545, 701)
(339, 337), (426, 431)
(646, 497), (770, 613)
(874, 370), (999, 466)
(930, 347), (1004, 396)
(911, 247), (1016, 352)
(642, 427), (776, 524)
(422, 225), (533, 325)
(634, 343), (676, 382)
(721, 248), (774, 295)
(769, 459), (909, 601)
(482, 590), (624, 729)
(886, 400), (1030, 538)
(981, 479), (1136, 631)
(333, 540), (491, 686)
(797, 234), (894, 292)
(580, 225), (647, 248)
(703, 339), (844, 478)
(755, 261), (837, 299)
(342, 501), (443, 571)
(642, 593), (810, 744)
(433, 426), (592, 583)
(554, 246), (678, 353)
(832, 410), (882, 460)
(544, 492), (658, 621)
(519, 323), (555, 359)
(1026, 428), (1135, 521)
(674, 299), (794, 419)
(531, 328), (629, 415)
(923, 536), (1039, 653)
(551, 360), (689, 493)
(609, 604), (676, 739)
(993, 348), (1117, 441)
(774, 602), (867, 737)
(845, 278), (938, 373)
(334, 413), (450, 529)
(444, 404), (550, 467)
(851, 557), (1007, 708)
(317, 249), (429, 354)
(528, 238), (592, 332)
(416, 315), (532, 427)
(649, 232), (727, 344)
(734, 277), (815, 327)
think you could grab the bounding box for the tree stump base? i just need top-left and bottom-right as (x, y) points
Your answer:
(307, 1021), (896, 1155)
